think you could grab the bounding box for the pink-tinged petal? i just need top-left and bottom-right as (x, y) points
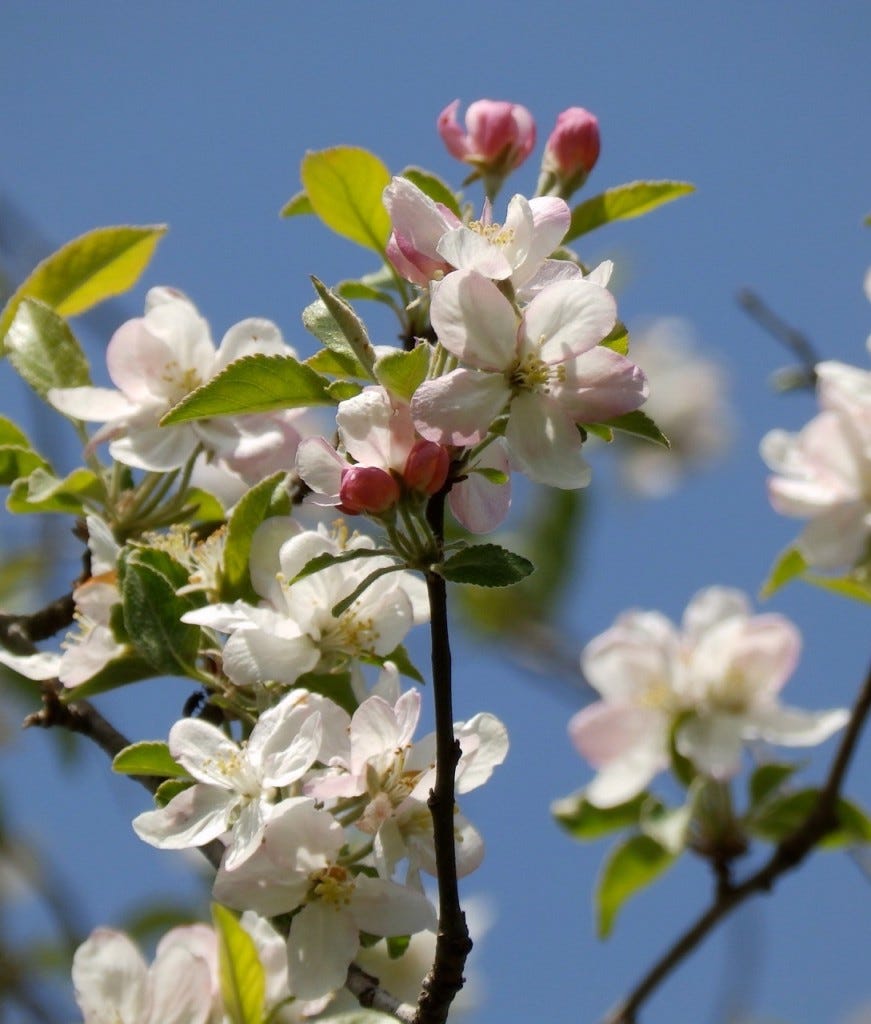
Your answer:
(132, 783), (233, 849)
(513, 197), (572, 287)
(555, 347), (648, 422)
(106, 317), (176, 402)
(724, 614), (802, 699)
(350, 875), (437, 936)
(436, 99), (471, 159)
(338, 387), (415, 470)
(505, 392), (591, 488)
(215, 318), (289, 369)
(72, 929), (149, 1024)
(148, 944), (213, 1024)
(144, 299), (215, 376)
(581, 611), (680, 702)
(521, 279), (616, 364)
(517, 258), (583, 299)
(383, 177), (459, 265)
(436, 227), (514, 280)
(449, 440), (512, 533)
(744, 704), (849, 746)
(795, 501), (871, 569)
(676, 713), (745, 778)
(430, 270), (518, 368)
(287, 901), (360, 1000)
(47, 385), (136, 422)
(585, 747), (667, 808)
(413, 371), (510, 446)
(569, 702), (668, 772)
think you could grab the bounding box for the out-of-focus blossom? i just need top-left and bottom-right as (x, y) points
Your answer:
(617, 318), (733, 497)
(413, 271), (645, 488)
(569, 587), (847, 806)
(72, 926), (213, 1024)
(437, 99), (535, 173)
(761, 355), (871, 570)
(538, 106), (601, 197)
(48, 288), (304, 473)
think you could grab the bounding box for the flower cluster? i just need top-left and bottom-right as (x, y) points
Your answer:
(569, 587), (847, 807)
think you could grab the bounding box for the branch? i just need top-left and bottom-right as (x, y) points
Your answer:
(603, 655), (871, 1024)
(346, 964), (416, 1023)
(413, 491), (472, 1024)
(736, 288), (820, 389)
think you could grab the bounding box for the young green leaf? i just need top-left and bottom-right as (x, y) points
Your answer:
(213, 903), (266, 1024)
(565, 181), (694, 243)
(595, 410), (670, 448)
(7, 467), (102, 515)
(279, 190), (314, 218)
(331, 564), (407, 618)
(0, 224), (167, 348)
(0, 416), (50, 484)
(374, 344), (431, 402)
(221, 474), (292, 601)
(4, 299), (92, 400)
(161, 354), (334, 425)
(310, 277), (377, 378)
(300, 146), (392, 253)
(596, 834), (676, 938)
(600, 321), (630, 356)
(154, 778), (194, 807)
(802, 572), (871, 604)
(747, 761), (800, 807)
(552, 791), (650, 841)
(112, 741), (188, 778)
(291, 546), (399, 585)
(440, 544), (534, 587)
(747, 789), (871, 848)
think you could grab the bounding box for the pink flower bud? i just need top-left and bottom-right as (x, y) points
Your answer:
(403, 440), (450, 495)
(543, 107), (600, 180)
(438, 99), (536, 171)
(338, 466), (400, 516)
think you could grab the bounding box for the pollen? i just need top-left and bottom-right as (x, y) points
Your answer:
(311, 864), (355, 907)
(468, 218), (515, 247)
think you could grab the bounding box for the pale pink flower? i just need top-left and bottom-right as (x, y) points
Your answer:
(383, 176), (461, 285)
(761, 358), (871, 570)
(48, 288), (301, 473)
(413, 271), (646, 488)
(72, 927), (213, 1024)
(438, 99), (536, 171)
(570, 587), (847, 805)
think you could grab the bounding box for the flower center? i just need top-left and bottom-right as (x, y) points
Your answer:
(468, 218), (515, 248)
(311, 864), (355, 907)
(161, 360), (205, 403)
(509, 349), (565, 395)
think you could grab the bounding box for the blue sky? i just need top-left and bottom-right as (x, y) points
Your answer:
(1, 3), (870, 1022)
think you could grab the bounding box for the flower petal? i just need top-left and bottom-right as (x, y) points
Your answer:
(505, 392), (591, 488)
(413, 370), (510, 446)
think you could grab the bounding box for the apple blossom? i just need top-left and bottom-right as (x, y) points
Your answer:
(383, 175), (460, 285)
(413, 270), (647, 488)
(538, 106), (601, 197)
(437, 98), (536, 173)
(570, 587), (848, 805)
(182, 519), (428, 688)
(47, 287), (304, 473)
(132, 688), (324, 869)
(761, 356), (871, 570)
(72, 927), (213, 1024)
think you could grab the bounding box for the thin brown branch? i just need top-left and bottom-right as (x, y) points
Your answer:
(603, 656), (871, 1024)
(737, 288), (820, 389)
(346, 964), (416, 1023)
(413, 491), (472, 1024)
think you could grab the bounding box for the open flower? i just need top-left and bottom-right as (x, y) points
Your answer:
(48, 288), (300, 472)
(761, 357), (871, 570)
(132, 689), (323, 869)
(413, 271), (646, 488)
(570, 587), (848, 805)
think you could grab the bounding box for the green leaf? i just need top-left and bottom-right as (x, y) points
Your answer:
(596, 834), (676, 938)
(374, 344), (431, 402)
(595, 410), (670, 448)
(161, 354), (335, 425)
(381, 643), (424, 684)
(565, 181), (694, 242)
(155, 778), (193, 807)
(294, 669), (359, 715)
(300, 146), (392, 253)
(310, 277), (377, 377)
(119, 548), (204, 677)
(397, 167), (462, 218)
(213, 904), (266, 1024)
(302, 299), (367, 378)
(552, 791), (649, 841)
(803, 572), (871, 604)
(0, 224), (167, 349)
(747, 788), (871, 848)
(760, 545), (808, 599)
(5, 298), (92, 402)
(748, 761), (800, 807)
(7, 467), (102, 515)
(441, 544), (534, 587)
(221, 475), (291, 601)
(332, 565), (406, 618)
(600, 321), (629, 356)
(327, 380), (363, 402)
(291, 547), (398, 585)
(0, 416), (50, 485)
(336, 279), (396, 305)
(279, 190), (314, 218)
(112, 741), (188, 778)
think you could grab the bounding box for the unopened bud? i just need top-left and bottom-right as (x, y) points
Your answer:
(438, 99), (536, 173)
(404, 440), (450, 495)
(539, 107), (600, 198)
(338, 466), (400, 516)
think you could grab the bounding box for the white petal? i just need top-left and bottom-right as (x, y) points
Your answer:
(430, 270), (518, 369)
(72, 929), (149, 1024)
(132, 784), (233, 850)
(168, 718), (245, 789)
(455, 713), (509, 793)
(350, 875), (437, 936)
(223, 797), (268, 870)
(413, 370), (510, 446)
(47, 385), (135, 422)
(505, 392), (591, 488)
(287, 901), (359, 1000)
(147, 945), (213, 1024)
(745, 704), (849, 747)
(521, 279), (616, 364)
(676, 714), (744, 778)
